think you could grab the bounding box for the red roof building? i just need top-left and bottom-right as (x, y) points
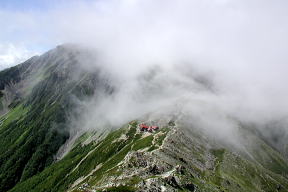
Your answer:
(139, 124), (149, 131)
(139, 124), (159, 132)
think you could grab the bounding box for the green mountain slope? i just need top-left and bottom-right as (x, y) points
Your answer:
(1, 45), (288, 192)
(8, 120), (288, 192)
(0, 45), (113, 191)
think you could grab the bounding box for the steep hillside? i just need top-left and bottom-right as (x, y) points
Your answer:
(9, 119), (288, 192)
(1, 45), (288, 192)
(0, 45), (113, 191)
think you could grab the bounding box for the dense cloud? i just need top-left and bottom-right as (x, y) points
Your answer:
(52, 1), (288, 125)
(3, 0), (288, 148)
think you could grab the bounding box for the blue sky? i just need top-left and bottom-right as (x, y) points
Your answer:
(0, 0), (89, 48)
(0, 0), (98, 69)
(0, 0), (60, 69)
(0, 0), (94, 11)
(0, 0), (52, 11)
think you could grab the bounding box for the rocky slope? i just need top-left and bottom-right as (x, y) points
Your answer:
(0, 45), (288, 192)
(9, 119), (288, 192)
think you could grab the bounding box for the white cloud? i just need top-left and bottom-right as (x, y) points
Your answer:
(0, 43), (38, 70)
(2, 0), (288, 148)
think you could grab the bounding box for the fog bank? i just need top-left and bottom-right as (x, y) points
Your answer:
(9, 0), (287, 149)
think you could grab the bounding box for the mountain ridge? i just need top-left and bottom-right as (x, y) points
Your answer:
(0, 45), (288, 192)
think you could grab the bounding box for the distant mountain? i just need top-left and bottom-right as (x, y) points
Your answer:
(1, 45), (288, 192)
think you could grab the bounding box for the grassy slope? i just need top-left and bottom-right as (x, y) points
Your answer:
(202, 148), (288, 192)
(9, 121), (169, 192)
(9, 121), (288, 192)
(0, 47), (108, 191)
(0, 100), (69, 191)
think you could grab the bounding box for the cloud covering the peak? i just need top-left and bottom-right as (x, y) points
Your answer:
(50, 0), (288, 121)
(2, 0), (288, 147)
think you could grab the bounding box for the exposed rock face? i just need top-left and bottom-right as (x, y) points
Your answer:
(56, 120), (288, 192)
